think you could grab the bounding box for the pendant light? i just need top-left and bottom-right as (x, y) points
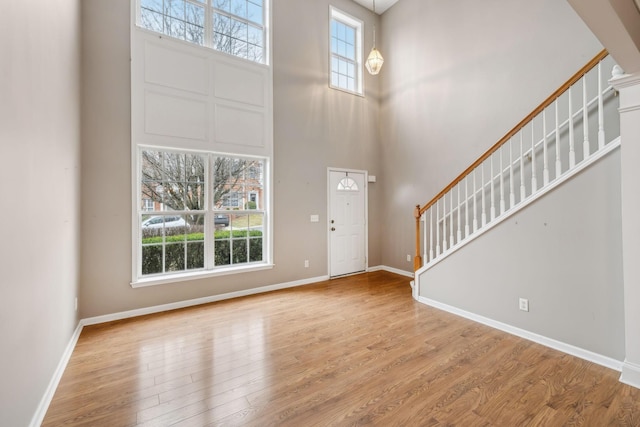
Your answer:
(365, 0), (384, 75)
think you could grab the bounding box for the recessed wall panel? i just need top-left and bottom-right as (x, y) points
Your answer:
(214, 105), (264, 147)
(145, 41), (209, 95)
(213, 63), (265, 107)
(145, 91), (207, 140)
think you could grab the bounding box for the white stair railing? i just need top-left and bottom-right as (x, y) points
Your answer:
(414, 50), (620, 272)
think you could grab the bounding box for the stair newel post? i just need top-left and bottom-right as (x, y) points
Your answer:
(583, 76), (590, 158)
(509, 138), (515, 208)
(555, 98), (562, 178)
(414, 205), (422, 271)
(569, 86), (576, 168)
(597, 61), (605, 150)
(499, 147), (505, 215)
(543, 109), (550, 186)
(464, 176), (470, 238)
(520, 132), (526, 201)
(472, 168), (478, 232)
(531, 120), (538, 193)
(429, 208), (434, 261)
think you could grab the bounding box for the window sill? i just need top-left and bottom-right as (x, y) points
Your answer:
(131, 263), (275, 288)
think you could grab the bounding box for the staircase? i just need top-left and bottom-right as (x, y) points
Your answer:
(414, 50), (620, 274)
(411, 50), (626, 368)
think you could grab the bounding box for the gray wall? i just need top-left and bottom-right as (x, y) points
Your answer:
(419, 148), (625, 360)
(378, 0), (605, 270)
(79, 0), (382, 318)
(0, 0), (81, 425)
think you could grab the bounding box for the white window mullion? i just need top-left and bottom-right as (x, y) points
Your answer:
(205, 153), (215, 270)
(203, 0), (213, 49)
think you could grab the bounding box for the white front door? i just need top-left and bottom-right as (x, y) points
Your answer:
(329, 170), (366, 277)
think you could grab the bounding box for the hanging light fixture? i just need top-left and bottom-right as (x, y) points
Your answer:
(365, 0), (384, 75)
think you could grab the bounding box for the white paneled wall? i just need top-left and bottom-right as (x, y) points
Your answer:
(132, 30), (273, 157)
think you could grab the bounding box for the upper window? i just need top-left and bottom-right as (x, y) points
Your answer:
(329, 7), (363, 95)
(138, 0), (267, 64)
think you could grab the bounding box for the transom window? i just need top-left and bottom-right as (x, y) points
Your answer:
(138, 0), (267, 63)
(138, 149), (267, 279)
(337, 177), (359, 191)
(329, 7), (363, 95)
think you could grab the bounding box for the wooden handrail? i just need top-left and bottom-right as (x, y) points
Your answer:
(414, 49), (608, 271)
(417, 49), (608, 217)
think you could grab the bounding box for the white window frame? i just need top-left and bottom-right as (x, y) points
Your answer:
(133, 147), (272, 287)
(136, 0), (269, 65)
(329, 6), (363, 96)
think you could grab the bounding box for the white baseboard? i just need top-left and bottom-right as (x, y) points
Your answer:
(29, 321), (84, 427)
(86, 268), (416, 326)
(620, 361), (640, 389)
(368, 265), (414, 278)
(82, 274), (330, 326)
(418, 296), (623, 372)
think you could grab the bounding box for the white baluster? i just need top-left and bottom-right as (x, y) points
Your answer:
(490, 155), (496, 221)
(543, 110), (549, 186)
(555, 98), (561, 178)
(473, 169), (478, 232)
(436, 199), (440, 256)
(520, 132), (526, 201)
(429, 208), (434, 262)
(465, 176), (470, 238)
(569, 86), (575, 168)
(598, 61), (605, 150)
(456, 185), (462, 243)
(499, 147), (505, 214)
(481, 163), (487, 227)
(531, 122), (537, 193)
(422, 215), (427, 264)
(583, 76), (590, 158)
(442, 196), (447, 252)
(509, 138), (515, 209)
(449, 191), (454, 248)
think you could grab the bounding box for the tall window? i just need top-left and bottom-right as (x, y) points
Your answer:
(138, 0), (267, 64)
(330, 7), (363, 95)
(139, 149), (267, 279)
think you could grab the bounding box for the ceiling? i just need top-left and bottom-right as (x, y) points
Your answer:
(352, 0), (400, 14)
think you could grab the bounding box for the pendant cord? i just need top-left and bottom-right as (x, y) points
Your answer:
(372, 0), (377, 48)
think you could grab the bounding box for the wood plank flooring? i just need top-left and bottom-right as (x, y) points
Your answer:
(43, 271), (640, 426)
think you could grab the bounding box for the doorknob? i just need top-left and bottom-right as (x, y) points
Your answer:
(331, 227), (335, 231)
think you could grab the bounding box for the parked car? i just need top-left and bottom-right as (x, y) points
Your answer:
(142, 216), (186, 229)
(215, 214), (229, 227)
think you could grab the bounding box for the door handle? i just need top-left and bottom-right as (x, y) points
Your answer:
(331, 227), (335, 231)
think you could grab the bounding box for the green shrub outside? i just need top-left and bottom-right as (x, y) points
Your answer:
(142, 230), (263, 275)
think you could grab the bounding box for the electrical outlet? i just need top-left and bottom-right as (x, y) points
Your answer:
(519, 298), (529, 312)
(304, 260), (309, 268)
(406, 254), (411, 262)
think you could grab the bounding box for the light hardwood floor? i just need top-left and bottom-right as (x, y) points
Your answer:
(43, 271), (640, 426)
